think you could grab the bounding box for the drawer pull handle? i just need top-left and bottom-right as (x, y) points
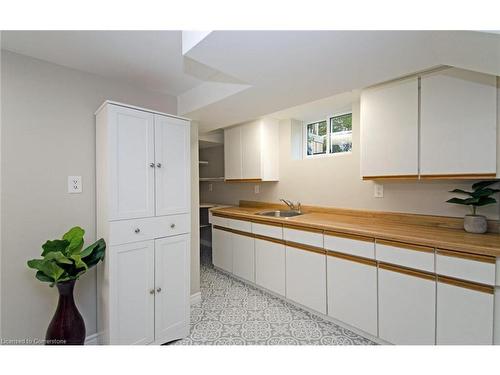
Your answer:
(156, 287), (162, 293)
(156, 163), (162, 168)
(149, 289), (155, 295)
(149, 163), (155, 168)
(134, 228), (141, 234)
(170, 223), (176, 229)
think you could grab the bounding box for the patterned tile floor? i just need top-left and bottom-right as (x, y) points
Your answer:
(171, 251), (376, 345)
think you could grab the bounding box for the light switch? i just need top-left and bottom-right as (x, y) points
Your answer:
(68, 176), (82, 193)
(208, 183), (213, 192)
(254, 184), (260, 194)
(374, 182), (383, 198)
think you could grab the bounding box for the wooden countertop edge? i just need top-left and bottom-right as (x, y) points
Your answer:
(211, 208), (500, 258)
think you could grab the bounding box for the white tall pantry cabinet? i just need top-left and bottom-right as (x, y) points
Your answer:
(96, 101), (191, 345)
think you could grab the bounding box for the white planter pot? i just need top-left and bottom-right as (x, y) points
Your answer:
(464, 215), (487, 234)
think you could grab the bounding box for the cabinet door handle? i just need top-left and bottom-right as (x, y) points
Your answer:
(149, 289), (155, 295)
(170, 223), (176, 229)
(156, 287), (162, 293)
(134, 228), (141, 234)
(149, 163), (155, 168)
(156, 163), (162, 168)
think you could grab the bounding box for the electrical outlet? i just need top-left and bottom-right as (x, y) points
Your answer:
(374, 183), (383, 198)
(208, 183), (213, 192)
(68, 176), (82, 193)
(254, 184), (260, 194)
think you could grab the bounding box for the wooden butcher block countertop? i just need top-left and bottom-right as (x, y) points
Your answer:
(211, 203), (500, 258)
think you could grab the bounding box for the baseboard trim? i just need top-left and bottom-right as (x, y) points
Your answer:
(85, 332), (101, 345)
(190, 292), (202, 305)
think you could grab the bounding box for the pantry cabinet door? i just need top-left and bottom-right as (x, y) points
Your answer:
(436, 280), (494, 345)
(154, 115), (190, 216)
(232, 233), (255, 282)
(420, 68), (497, 176)
(212, 227), (233, 273)
(327, 255), (378, 336)
(108, 105), (155, 220)
(154, 235), (190, 344)
(360, 77), (419, 178)
(110, 240), (155, 344)
(378, 266), (436, 344)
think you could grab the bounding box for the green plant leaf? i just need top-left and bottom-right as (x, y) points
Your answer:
(41, 239), (70, 256)
(44, 251), (73, 265)
(35, 271), (54, 283)
(446, 197), (474, 205)
(472, 188), (500, 198)
(28, 259), (65, 282)
(449, 188), (474, 196)
(62, 226), (85, 255)
(81, 239), (106, 268)
(27, 259), (45, 270)
(474, 196), (497, 207)
(472, 180), (499, 191)
(70, 254), (88, 270)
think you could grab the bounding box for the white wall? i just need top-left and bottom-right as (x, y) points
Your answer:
(190, 123), (200, 296)
(200, 99), (500, 220)
(0, 51), (177, 342)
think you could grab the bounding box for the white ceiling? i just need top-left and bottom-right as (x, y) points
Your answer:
(2, 30), (499, 133)
(1, 30), (203, 96)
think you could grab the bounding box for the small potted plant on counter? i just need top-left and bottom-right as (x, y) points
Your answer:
(27, 226), (105, 345)
(446, 180), (499, 234)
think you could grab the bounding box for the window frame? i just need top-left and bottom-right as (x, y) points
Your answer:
(303, 111), (353, 159)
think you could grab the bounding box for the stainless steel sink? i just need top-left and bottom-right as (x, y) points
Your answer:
(257, 210), (303, 218)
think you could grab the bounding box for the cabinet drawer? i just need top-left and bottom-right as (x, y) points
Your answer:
(324, 231), (375, 259)
(109, 214), (190, 245)
(283, 226), (323, 248)
(376, 239), (434, 272)
(228, 218), (252, 232)
(436, 249), (496, 285)
(211, 215), (229, 228)
(252, 222), (283, 240)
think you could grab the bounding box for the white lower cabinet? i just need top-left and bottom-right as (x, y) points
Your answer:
(232, 232), (255, 282)
(212, 227), (233, 273)
(327, 254), (378, 336)
(378, 265), (436, 345)
(436, 279), (494, 345)
(285, 245), (327, 313)
(255, 238), (286, 296)
(112, 240), (155, 345)
(109, 235), (189, 345)
(154, 235), (190, 344)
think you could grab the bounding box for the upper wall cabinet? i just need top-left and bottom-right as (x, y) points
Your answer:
(420, 68), (497, 178)
(97, 103), (191, 221)
(360, 68), (498, 180)
(360, 77), (419, 179)
(224, 118), (279, 181)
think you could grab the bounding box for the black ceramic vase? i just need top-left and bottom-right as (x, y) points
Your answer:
(45, 279), (86, 345)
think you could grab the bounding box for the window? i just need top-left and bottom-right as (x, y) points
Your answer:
(305, 113), (352, 157)
(306, 120), (327, 156)
(329, 113), (352, 154)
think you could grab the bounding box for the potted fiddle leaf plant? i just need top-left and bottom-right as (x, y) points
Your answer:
(446, 180), (499, 234)
(27, 226), (105, 345)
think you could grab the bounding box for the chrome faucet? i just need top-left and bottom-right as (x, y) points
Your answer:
(280, 199), (301, 213)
